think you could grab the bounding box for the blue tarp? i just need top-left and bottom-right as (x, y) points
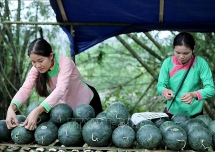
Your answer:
(50, 0), (215, 56)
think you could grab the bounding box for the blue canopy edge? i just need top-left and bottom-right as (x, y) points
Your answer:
(50, 0), (215, 56)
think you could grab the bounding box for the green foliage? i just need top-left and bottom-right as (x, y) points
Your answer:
(76, 32), (170, 114)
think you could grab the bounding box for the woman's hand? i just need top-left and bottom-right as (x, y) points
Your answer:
(22, 105), (45, 130)
(6, 104), (19, 129)
(181, 92), (197, 104)
(163, 89), (174, 100)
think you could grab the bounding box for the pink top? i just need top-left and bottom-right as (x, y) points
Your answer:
(11, 55), (94, 112)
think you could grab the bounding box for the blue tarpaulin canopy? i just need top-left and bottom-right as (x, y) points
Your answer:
(50, 0), (215, 56)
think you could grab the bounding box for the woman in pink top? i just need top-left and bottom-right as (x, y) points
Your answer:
(6, 38), (103, 130)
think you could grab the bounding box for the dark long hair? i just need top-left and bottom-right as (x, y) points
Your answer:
(28, 38), (52, 97)
(173, 32), (195, 51)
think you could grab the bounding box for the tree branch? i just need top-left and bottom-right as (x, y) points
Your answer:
(127, 33), (163, 61)
(0, 62), (18, 92)
(144, 32), (162, 50)
(130, 79), (156, 112)
(116, 35), (158, 81)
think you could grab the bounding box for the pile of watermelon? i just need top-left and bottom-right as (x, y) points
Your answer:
(1, 101), (215, 152)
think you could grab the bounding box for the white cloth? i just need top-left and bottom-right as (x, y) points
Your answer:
(131, 112), (169, 125)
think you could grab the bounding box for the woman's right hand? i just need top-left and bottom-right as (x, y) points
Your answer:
(22, 108), (39, 130)
(163, 89), (174, 100)
(22, 105), (45, 130)
(6, 104), (19, 129)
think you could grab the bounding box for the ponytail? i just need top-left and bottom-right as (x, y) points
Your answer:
(35, 72), (49, 97)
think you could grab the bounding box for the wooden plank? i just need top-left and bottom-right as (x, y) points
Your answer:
(56, 0), (68, 22)
(159, 0), (164, 22)
(0, 143), (196, 152)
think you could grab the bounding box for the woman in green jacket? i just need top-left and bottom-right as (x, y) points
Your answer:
(157, 32), (215, 117)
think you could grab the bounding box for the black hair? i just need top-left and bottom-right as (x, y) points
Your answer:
(28, 38), (52, 97)
(173, 32), (195, 51)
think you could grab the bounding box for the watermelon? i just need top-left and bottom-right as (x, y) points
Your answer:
(49, 104), (73, 126)
(16, 115), (26, 123)
(82, 118), (112, 147)
(135, 119), (155, 132)
(106, 102), (130, 126)
(195, 114), (212, 127)
(25, 101), (49, 124)
(58, 121), (83, 146)
(152, 117), (170, 127)
(112, 125), (135, 148)
(187, 125), (213, 151)
(171, 113), (190, 128)
(111, 119), (134, 132)
(0, 120), (11, 142)
(163, 125), (187, 151)
(96, 111), (107, 120)
(95, 111), (119, 130)
(34, 121), (58, 146)
(208, 120), (215, 134)
(184, 118), (207, 133)
(11, 125), (34, 144)
(136, 124), (162, 149)
(159, 120), (175, 133)
(73, 104), (95, 124)
(212, 132), (215, 149)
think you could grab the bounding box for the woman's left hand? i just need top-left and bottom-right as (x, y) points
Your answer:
(181, 92), (197, 104)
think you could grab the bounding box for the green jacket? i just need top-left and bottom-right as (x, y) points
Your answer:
(157, 55), (215, 116)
